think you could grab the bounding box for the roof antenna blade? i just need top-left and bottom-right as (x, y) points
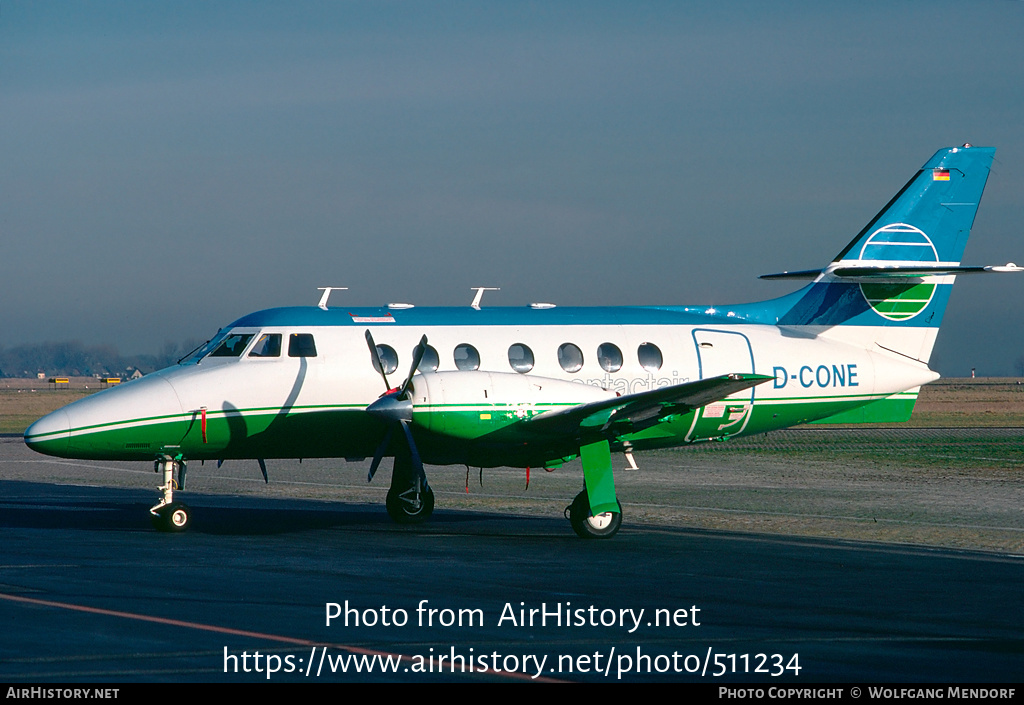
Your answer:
(470, 287), (500, 310)
(317, 287), (348, 310)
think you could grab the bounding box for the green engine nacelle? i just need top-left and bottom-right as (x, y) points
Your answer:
(407, 371), (614, 441)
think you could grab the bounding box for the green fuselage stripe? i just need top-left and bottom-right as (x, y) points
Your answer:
(26, 393), (907, 465)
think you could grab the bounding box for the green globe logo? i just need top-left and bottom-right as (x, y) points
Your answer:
(858, 223), (937, 321)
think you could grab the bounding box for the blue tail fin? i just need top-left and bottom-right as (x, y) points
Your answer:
(831, 144), (994, 269)
(768, 145), (996, 362)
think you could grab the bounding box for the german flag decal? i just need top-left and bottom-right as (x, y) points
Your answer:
(932, 168), (950, 181)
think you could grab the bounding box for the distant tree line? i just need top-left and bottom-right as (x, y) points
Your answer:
(0, 340), (203, 378)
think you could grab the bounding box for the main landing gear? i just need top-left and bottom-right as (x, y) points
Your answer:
(566, 489), (622, 540)
(385, 455), (434, 524)
(150, 456), (192, 532)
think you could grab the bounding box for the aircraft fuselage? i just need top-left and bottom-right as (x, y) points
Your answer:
(25, 305), (936, 467)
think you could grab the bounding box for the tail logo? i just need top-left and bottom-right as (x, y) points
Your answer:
(858, 223), (937, 321)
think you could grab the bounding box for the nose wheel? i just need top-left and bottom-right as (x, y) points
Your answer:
(151, 501), (191, 532)
(150, 456), (192, 532)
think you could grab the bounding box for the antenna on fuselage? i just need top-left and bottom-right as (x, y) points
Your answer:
(470, 287), (500, 310)
(317, 287), (348, 310)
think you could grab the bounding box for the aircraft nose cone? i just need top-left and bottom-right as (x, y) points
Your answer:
(24, 373), (186, 460)
(24, 408), (71, 457)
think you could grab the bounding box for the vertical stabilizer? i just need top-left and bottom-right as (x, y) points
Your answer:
(775, 145), (995, 362)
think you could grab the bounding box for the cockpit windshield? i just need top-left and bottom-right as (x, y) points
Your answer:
(177, 329), (227, 364)
(179, 329), (292, 364)
(207, 333), (255, 358)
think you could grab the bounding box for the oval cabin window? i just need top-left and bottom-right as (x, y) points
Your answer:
(454, 344), (481, 371)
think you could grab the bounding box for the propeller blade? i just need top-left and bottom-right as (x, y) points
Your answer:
(365, 332), (428, 484)
(399, 420), (425, 482)
(367, 427), (393, 482)
(398, 335), (428, 399)
(364, 329), (391, 392)
(367, 423), (422, 483)
(258, 458), (268, 484)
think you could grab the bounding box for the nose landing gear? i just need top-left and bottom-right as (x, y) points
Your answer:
(385, 454), (434, 524)
(150, 455), (191, 532)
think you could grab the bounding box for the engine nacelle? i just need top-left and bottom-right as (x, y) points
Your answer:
(408, 371), (614, 440)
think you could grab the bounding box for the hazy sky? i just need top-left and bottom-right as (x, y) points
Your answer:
(2, 1), (1023, 375)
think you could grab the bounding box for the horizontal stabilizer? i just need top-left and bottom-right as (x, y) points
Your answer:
(761, 263), (1022, 281)
(526, 373), (774, 439)
(759, 268), (826, 281)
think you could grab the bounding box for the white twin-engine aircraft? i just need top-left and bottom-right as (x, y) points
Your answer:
(25, 145), (1021, 538)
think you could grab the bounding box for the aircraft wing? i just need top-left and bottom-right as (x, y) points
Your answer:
(524, 373), (774, 438)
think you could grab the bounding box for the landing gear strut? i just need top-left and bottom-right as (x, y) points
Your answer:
(385, 455), (434, 524)
(567, 489), (622, 539)
(150, 455), (191, 532)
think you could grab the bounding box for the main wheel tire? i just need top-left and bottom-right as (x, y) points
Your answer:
(386, 484), (435, 525)
(151, 502), (191, 533)
(568, 490), (622, 539)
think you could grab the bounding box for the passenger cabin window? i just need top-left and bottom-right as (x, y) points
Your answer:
(598, 343), (623, 373)
(557, 343), (584, 373)
(418, 345), (440, 372)
(454, 344), (480, 371)
(508, 343), (534, 373)
(248, 333), (282, 358)
(208, 333), (254, 358)
(288, 333), (318, 358)
(638, 342), (663, 371)
(372, 344), (398, 374)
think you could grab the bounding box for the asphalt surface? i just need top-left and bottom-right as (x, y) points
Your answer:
(1, 436), (1022, 683)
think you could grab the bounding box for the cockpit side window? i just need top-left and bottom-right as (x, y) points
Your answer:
(248, 333), (282, 358)
(288, 333), (318, 357)
(208, 333), (255, 358)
